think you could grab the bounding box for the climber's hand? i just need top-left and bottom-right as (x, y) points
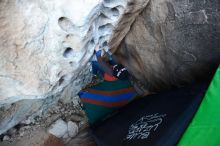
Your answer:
(103, 48), (112, 56)
(95, 50), (102, 57)
(106, 50), (112, 56)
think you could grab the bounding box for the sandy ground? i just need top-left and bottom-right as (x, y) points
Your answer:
(0, 126), (97, 146)
(0, 128), (64, 146)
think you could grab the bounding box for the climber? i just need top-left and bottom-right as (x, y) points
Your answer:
(92, 48), (130, 81)
(79, 48), (137, 124)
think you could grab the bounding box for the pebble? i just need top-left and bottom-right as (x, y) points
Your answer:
(67, 121), (78, 138)
(70, 114), (84, 122)
(21, 119), (31, 125)
(19, 131), (25, 137)
(3, 135), (10, 141)
(72, 96), (80, 105)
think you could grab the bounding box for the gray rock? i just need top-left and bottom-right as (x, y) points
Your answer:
(19, 131), (25, 137)
(20, 119), (32, 125)
(3, 135), (10, 141)
(48, 119), (68, 138)
(67, 121), (78, 138)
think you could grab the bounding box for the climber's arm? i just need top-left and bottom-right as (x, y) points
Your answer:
(96, 50), (114, 76)
(105, 50), (120, 65)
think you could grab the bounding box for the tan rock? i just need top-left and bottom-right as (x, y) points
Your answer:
(116, 0), (220, 91)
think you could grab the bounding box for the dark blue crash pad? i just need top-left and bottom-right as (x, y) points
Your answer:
(91, 83), (208, 146)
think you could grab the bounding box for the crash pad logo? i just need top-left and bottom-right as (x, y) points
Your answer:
(126, 113), (166, 140)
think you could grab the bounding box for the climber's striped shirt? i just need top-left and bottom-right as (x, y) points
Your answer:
(79, 79), (137, 124)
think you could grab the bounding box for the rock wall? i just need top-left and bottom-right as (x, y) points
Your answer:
(0, 0), (101, 105)
(0, 0), (148, 135)
(115, 0), (220, 91)
(0, 0), (98, 134)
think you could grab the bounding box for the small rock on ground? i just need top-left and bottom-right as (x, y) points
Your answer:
(48, 119), (68, 138)
(67, 121), (78, 138)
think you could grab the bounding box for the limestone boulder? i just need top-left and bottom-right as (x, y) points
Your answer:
(0, 0), (148, 135)
(0, 0), (102, 104)
(0, 0), (100, 134)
